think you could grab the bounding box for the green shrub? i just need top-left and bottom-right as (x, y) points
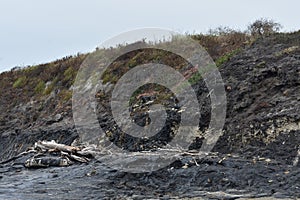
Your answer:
(13, 76), (27, 88)
(43, 76), (59, 95)
(43, 83), (54, 95)
(102, 72), (118, 84)
(64, 66), (76, 82)
(34, 80), (46, 94)
(215, 48), (241, 67)
(59, 89), (73, 102)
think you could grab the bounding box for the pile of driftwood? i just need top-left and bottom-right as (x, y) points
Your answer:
(23, 140), (96, 168)
(2, 139), (298, 170)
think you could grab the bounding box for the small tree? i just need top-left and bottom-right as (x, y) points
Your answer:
(248, 18), (282, 37)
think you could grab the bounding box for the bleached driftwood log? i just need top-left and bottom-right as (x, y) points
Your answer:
(35, 140), (80, 153)
(22, 140), (97, 168)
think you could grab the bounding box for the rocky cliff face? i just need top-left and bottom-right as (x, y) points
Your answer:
(1, 31), (299, 165)
(216, 33), (300, 163)
(0, 56), (84, 160)
(0, 31), (299, 199)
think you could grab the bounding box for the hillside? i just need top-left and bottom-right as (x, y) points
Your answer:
(0, 29), (249, 160)
(0, 29), (299, 199)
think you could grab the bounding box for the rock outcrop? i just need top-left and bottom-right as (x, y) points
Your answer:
(0, 32), (299, 199)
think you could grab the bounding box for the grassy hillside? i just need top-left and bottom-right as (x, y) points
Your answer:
(0, 27), (253, 130)
(2, 19), (298, 159)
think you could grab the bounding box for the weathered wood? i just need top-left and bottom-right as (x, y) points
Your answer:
(69, 154), (90, 163)
(25, 157), (72, 168)
(35, 140), (80, 153)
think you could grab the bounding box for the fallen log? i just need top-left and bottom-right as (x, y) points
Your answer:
(35, 140), (80, 153)
(25, 156), (72, 168)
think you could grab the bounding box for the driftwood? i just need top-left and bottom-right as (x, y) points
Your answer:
(24, 140), (95, 168)
(35, 140), (80, 153)
(25, 157), (72, 168)
(7, 139), (298, 169)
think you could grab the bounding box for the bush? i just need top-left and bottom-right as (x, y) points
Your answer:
(59, 89), (72, 102)
(215, 48), (241, 67)
(43, 76), (59, 95)
(13, 76), (27, 88)
(248, 18), (282, 37)
(34, 80), (46, 94)
(64, 66), (76, 82)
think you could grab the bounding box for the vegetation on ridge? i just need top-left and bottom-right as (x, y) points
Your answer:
(0, 18), (284, 128)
